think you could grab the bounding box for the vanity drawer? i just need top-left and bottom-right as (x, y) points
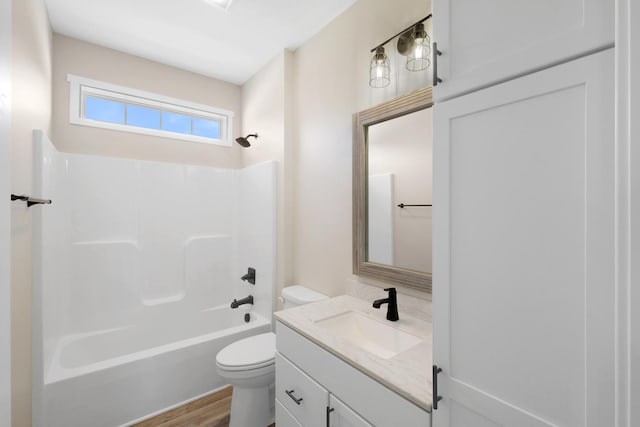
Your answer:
(276, 352), (328, 427)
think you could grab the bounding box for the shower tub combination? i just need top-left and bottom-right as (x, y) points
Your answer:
(44, 308), (270, 427)
(32, 131), (276, 427)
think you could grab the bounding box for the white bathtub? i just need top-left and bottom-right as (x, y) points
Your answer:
(42, 306), (271, 427)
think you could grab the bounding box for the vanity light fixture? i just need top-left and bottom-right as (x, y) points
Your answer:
(369, 14), (432, 88)
(369, 47), (391, 88)
(406, 23), (431, 71)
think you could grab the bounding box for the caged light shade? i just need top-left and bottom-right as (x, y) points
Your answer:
(369, 46), (391, 88)
(406, 23), (431, 71)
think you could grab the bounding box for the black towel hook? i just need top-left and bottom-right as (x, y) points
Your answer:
(10, 194), (52, 207)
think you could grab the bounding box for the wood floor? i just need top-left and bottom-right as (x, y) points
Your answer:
(132, 386), (276, 427)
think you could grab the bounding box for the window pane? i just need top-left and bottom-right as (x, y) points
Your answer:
(162, 111), (191, 135)
(192, 117), (220, 139)
(127, 104), (160, 129)
(85, 96), (125, 124)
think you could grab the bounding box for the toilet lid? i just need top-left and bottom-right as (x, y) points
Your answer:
(216, 332), (276, 370)
(282, 285), (329, 305)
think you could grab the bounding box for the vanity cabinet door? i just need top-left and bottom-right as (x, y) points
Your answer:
(276, 400), (304, 427)
(327, 394), (373, 427)
(431, 0), (613, 102)
(432, 49), (615, 426)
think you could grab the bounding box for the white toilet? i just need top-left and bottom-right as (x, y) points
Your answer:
(216, 286), (329, 427)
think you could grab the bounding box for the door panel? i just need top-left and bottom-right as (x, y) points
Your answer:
(631, 2), (640, 426)
(433, 49), (615, 426)
(450, 401), (501, 427)
(432, 0), (614, 101)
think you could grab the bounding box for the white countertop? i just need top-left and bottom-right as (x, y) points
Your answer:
(274, 294), (433, 411)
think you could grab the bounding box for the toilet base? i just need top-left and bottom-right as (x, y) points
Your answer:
(229, 383), (274, 427)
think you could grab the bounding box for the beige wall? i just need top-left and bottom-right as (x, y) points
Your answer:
(291, 0), (431, 298)
(1, 0), (12, 423)
(241, 50), (295, 309)
(52, 35), (243, 168)
(11, 0), (52, 426)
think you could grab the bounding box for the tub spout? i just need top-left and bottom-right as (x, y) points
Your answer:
(230, 295), (254, 309)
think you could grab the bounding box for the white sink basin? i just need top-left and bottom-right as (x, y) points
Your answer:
(314, 311), (423, 359)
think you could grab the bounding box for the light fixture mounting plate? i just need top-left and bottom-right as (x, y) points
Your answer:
(397, 29), (414, 56)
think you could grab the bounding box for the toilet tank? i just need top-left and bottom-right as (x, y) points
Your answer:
(281, 286), (328, 309)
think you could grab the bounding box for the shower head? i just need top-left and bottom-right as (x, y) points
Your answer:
(235, 133), (258, 147)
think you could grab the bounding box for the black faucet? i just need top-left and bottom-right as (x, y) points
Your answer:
(230, 295), (254, 309)
(240, 267), (256, 285)
(372, 288), (399, 321)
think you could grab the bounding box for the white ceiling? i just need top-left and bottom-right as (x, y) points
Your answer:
(45, 0), (357, 85)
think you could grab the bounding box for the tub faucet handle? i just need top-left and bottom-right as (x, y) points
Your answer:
(240, 267), (256, 285)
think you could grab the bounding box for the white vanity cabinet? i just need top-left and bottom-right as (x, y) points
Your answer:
(276, 353), (372, 427)
(276, 388), (372, 427)
(275, 321), (431, 427)
(432, 47), (615, 426)
(431, 0), (614, 101)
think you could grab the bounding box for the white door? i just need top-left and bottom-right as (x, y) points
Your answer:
(0, 0), (11, 425)
(432, 49), (615, 426)
(328, 395), (372, 427)
(431, 0), (614, 102)
(630, 3), (640, 426)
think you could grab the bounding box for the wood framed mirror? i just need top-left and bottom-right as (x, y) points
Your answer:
(353, 87), (433, 293)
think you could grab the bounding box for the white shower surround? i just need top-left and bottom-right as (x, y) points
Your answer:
(31, 131), (276, 426)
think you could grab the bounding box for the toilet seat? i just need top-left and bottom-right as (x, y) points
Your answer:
(216, 332), (276, 371)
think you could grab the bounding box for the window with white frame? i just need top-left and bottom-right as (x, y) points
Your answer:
(68, 74), (234, 146)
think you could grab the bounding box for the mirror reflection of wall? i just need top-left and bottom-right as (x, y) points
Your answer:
(367, 108), (432, 273)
